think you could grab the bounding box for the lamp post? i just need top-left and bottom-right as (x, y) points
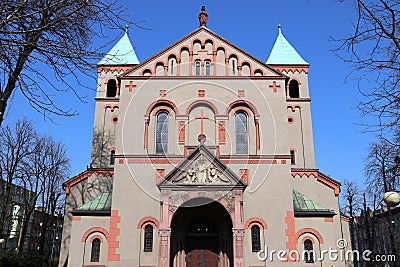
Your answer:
(380, 155), (400, 266)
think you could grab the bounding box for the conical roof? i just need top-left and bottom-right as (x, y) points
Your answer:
(266, 25), (308, 65)
(98, 31), (140, 65)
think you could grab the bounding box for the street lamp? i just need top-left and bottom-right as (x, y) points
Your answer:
(383, 191), (400, 207)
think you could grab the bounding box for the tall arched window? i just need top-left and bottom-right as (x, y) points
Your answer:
(289, 80), (300, 98)
(303, 239), (314, 263)
(144, 225), (153, 252)
(251, 225), (261, 252)
(156, 111), (168, 154)
(106, 79), (117, 97)
(205, 61), (211, 76)
(90, 238), (101, 262)
(195, 60), (201, 76)
(235, 112), (248, 154)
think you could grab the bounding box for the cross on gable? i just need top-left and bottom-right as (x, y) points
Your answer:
(195, 110), (209, 135)
(125, 81), (137, 92)
(269, 81), (281, 93)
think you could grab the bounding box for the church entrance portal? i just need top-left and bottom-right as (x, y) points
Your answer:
(170, 198), (233, 267)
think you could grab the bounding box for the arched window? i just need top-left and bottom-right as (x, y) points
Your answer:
(290, 150), (295, 165)
(110, 150), (115, 165)
(144, 225), (153, 252)
(304, 239), (314, 263)
(195, 60), (201, 76)
(90, 238), (101, 262)
(106, 79), (117, 97)
(251, 225), (261, 252)
(205, 61), (211, 76)
(156, 111), (168, 154)
(289, 80), (300, 98)
(235, 112), (248, 154)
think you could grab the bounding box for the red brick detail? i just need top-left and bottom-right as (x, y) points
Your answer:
(178, 122), (186, 144)
(63, 169), (114, 195)
(287, 105), (302, 112)
(239, 169), (248, 184)
(225, 99), (260, 117)
(295, 228), (324, 244)
(90, 235), (104, 243)
(125, 81), (137, 92)
(159, 90), (166, 97)
(137, 216), (160, 229)
(238, 90), (245, 97)
(126, 159), (182, 164)
(324, 217), (334, 222)
(81, 227), (110, 242)
(156, 169), (165, 184)
(291, 169), (341, 197)
(108, 210), (121, 261)
(104, 104), (119, 111)
(271, 65), (309, 74)
(72, 216), (81, 221)
(284, 211), (297, 262)
(281, 160), (287, 164)
(244, 217), (267, 229)
(98, 65), (133, 73)
(221, 159), (278, 164)
(118, 159), (124, 164)
(317, 172), (341, 196)
(291, 171), (318, 178)
(218, 121), (226, 144)
(185, 99), (218, 115)
(111, 115), (118, 124)
(269, 81), (281, 93)
(198, 89), (205, 98)
(145, 99), (179, 117)
(340, 214), (350, 222)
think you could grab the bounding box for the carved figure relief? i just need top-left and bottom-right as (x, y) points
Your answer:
(173, 156), (229, 184)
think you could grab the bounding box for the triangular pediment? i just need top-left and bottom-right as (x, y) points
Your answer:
(158, 144), (246, 190)
(121, 27), (285, 78)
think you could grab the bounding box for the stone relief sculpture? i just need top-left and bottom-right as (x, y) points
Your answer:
(173, 156), (229, 184)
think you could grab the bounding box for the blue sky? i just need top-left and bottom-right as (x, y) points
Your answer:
(5, 0), (374, 184)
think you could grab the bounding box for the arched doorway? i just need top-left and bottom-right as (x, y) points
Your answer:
(170, 198), (233, 267)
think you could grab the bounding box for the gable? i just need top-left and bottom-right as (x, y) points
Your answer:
(121, 27), (285, 78)
(158, 144), (246, 190)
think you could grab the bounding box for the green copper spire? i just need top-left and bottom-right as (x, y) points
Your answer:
(98, 28), (140, 65)
(266, 25), (308, 65)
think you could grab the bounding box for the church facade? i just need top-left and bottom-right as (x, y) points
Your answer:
(59, 7), (352, 267)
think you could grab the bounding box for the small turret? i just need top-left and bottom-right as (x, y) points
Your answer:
(98, 27), (140, 65)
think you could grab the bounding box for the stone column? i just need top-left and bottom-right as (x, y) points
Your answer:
(232, 189), (245, 267)
(158, 228), (171, 267)
(159, 190), (172, 267)
(232, 229), (245, 267)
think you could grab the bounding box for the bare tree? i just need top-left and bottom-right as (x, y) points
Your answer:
(0, 118), (69, 257)
(341, 179), (362, 266)
(0, 118), (36, 246)
(335, 0), (400, 134)
(0, 0), (137, 126)
(365, 137), (399, 193)
(14, 135), (69, 253)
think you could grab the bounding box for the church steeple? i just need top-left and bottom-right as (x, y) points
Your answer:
(97, 28), (140, 65)
(266, 24), (308, 65)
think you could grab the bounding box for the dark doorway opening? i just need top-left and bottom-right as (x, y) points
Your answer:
(170, 198), (233, 267)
